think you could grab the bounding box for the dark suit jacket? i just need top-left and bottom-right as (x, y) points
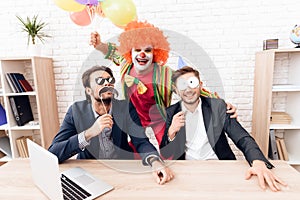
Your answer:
(49, 99), (158, 164)
(160, 96), (273, 168)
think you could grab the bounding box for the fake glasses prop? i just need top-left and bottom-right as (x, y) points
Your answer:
(176, 77), (200, 91)
(95, 77), (115, 85)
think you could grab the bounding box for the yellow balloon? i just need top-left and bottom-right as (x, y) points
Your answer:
(53, 0), (86, 12)
(101, 0), (137, 27)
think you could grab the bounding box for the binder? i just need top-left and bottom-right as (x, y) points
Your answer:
(10, 73), (26, 93)
(268, 129), (278, 160)
(8, 96), (34, 126)
(0, 136), (12, 158)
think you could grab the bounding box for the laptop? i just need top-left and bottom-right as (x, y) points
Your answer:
(27, 139), (113, 200)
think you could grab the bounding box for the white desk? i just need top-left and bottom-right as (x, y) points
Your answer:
(0, 159), (299, 199)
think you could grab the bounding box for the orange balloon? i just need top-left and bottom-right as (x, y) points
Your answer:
(70, 7), (94, 26)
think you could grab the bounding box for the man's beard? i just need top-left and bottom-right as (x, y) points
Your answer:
(95, 97), (112, 105)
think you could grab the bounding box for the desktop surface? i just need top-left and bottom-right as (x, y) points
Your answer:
(0, 159), (299, 199)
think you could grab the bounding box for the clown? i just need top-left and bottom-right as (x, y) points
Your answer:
(90, 21), (236, 146)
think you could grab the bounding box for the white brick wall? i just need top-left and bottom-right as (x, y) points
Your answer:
(1, 0), (300, 134)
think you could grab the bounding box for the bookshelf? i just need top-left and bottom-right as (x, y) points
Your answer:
(0, 57), (59, 160)
(252, 49), (300, 167)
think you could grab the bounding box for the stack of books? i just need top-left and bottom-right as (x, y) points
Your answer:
(5, 72), (33, 93)
(276, 137), (289, 161)
(270, 112), (292, 124)
(268, 130), (289, 161)
(16, 136), (33, 158)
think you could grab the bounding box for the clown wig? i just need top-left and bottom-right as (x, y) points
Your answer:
(118, 21), (170, 66)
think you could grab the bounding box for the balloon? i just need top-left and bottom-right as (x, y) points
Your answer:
(113, 14), (137, 29)
(101, 0), (137, 27)
(75, 0), (98, 6)
(69, 7), (94, 26)
(54, 0), (85, 12)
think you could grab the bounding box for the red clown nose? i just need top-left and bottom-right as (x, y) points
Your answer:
(139, 52), (146, 58)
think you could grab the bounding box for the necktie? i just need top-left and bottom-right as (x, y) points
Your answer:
(124, 74), (148, 94)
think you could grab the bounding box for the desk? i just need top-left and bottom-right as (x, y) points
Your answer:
(0, 159), (299, 199)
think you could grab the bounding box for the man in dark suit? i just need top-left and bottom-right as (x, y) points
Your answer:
(160, 66), (287, 191)
(49, 65), (173, 185)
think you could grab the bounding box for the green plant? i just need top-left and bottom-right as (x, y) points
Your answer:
(16, 15), (51, 45)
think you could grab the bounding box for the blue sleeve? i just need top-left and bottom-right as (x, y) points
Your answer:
(48, 106), (82, 163)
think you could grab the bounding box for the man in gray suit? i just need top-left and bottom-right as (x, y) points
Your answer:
(160, 66), (287, 191)
(49, 65), (173, 185)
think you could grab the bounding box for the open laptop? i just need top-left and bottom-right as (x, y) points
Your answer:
(27, 139), (113, 200)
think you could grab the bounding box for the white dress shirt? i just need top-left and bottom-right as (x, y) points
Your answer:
(181, 99), (218, 160)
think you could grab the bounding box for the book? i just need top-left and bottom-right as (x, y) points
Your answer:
(16, 137), (26, 158)
(279, 138), (289, 161)
(276, 137), (284, 160)
(16, 136), (32, 158)
(270, 112), (291, 124)
(9, 96), (34, 126)
(0, 104), (7, 126)
(268, 129), (278, 160)
(6, 73), (32, 93)
(5, 73), (17, 93)
(5, 73), (18, 93)
(10, 73), (26, 93)
(18, 79), (33, 92)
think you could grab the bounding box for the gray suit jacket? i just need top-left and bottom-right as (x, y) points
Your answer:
(160, 96), (273, 168)
(49, 99), (159, 164)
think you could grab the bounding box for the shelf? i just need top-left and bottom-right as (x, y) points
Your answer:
(272, 85), (300, 92)
(4, 91), (36, 96)
(0, 57), (59, 159)
(10, 124), (40, 130)
(0, 124), (8, 131)
(270, 124), (300, 130)
(266, 48), (300, 53)
(0, 155), (12, 162)
(287, 156), (300, 165)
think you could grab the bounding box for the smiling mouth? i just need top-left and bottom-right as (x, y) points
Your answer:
(136, 58), (149, 65)
(184, 92), (195, 98)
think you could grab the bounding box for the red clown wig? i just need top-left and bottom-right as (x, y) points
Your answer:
(118, 21), (170, 66)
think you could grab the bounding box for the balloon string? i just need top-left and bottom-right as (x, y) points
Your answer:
(86, 5), (94, 23)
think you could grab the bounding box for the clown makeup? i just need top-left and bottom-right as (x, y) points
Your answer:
(176, 76), (200, 91)
(132, 45), (154, 72)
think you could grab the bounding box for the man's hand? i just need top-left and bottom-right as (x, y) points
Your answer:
(226, 102), (237, 119)
(84, 114), (113, 141)
(151, 161), (174, 185)
(245, 160), (288, 192)
(89, 32), (108, 54)
(168, 111), (185, 141)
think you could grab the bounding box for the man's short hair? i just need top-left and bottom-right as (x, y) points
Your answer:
(171, 66), (200, 84)
(82, 65), (114, 88)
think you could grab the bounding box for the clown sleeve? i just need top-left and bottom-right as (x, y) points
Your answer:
(104, 42), (124, 66)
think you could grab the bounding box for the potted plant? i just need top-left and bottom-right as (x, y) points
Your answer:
(16, 15), (51, 55)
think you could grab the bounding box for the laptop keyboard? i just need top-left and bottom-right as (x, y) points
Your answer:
(61, 174), (91, 200)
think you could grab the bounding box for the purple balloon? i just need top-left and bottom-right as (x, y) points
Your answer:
(75, 0), (99, 6)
